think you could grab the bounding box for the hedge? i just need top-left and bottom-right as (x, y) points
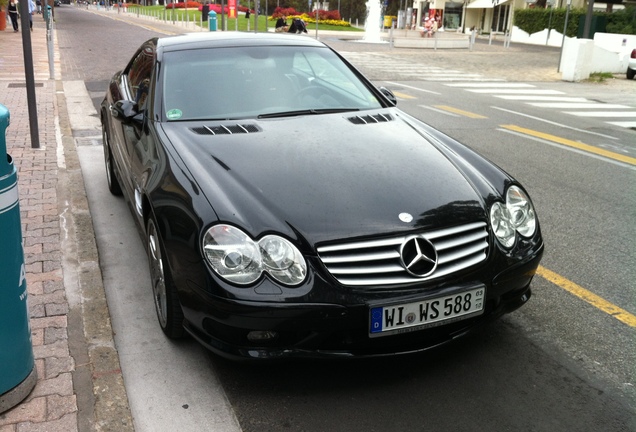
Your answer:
(514, 6), (635, 37)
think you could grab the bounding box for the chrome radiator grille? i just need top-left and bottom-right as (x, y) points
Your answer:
(316, 222), (489, 287)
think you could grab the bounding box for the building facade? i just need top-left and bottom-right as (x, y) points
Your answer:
(409, 0), (591, 35)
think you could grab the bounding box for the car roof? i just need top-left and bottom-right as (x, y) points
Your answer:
(157, 32), (327, 52)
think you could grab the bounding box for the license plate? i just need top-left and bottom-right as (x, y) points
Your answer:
(369, 287), (485, 337)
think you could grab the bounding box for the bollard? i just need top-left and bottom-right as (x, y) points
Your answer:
(0, 104), (37, 414)
(208, 10), (217, 31)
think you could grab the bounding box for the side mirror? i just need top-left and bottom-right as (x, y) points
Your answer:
(379, 87), (397, 107)
(110, 100), (143, 124)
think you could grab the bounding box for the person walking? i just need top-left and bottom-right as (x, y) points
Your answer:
(28, 0), (35, 31)
(7, 0), (19, 32)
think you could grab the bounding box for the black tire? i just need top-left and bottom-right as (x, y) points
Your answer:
(627, 68), (635, 80)
(146, 217), (185, 339)
(102, 121), (123, 196)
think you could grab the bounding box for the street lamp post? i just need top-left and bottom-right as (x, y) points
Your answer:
(557, 0), (571, 72)
(546, 0), (554, 45)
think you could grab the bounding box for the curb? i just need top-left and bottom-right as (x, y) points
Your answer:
(55, 77), (134, 431)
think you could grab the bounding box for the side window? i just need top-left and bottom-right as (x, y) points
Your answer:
(127, 46), (155, 111)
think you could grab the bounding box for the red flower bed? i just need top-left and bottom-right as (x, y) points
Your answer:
(166, 1), (202, 9)
(271, 7), (298, 18)
(196, 4), (252, 13)
(271, 6), (340, 21)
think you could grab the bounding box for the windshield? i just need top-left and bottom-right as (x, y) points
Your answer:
(161, 45), (383, 121)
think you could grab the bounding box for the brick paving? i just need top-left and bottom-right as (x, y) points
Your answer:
(0, 16), (80, 432)
(0, 13), (135, 431)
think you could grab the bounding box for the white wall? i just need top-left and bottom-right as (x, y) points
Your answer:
(593, 32), (636, 73)
(510, 25), (570, 47)
(509, 27), (634, 80)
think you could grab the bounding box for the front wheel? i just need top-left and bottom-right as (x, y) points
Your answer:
(146, 217), (185, 338)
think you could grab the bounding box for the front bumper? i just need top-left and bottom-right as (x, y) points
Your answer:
(179, 237), (543, 360)
(184, 284), (531, 360)
(181, 244), (542, 360)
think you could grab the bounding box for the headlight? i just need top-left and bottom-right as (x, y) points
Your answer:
(202, 225), (307, 286)
(490, 186), (537, 248)
(506, 186), (536, 237)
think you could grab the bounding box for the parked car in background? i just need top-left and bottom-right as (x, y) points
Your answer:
(100, 32), (544, 361)
(627, 49), (636, 80)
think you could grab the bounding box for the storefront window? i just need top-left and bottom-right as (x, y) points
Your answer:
(420, 2), (430, 26)
(492, 3), (510, 33)
(443, 2), (463, 30)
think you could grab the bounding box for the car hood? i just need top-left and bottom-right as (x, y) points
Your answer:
(161, 111), (488, 246)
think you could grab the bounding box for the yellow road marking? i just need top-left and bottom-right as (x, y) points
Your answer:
(433, 105), (487, 119)
(393, 91), (417, 100)
(537, 266), (636, 328)
(501, 125), (636, 166)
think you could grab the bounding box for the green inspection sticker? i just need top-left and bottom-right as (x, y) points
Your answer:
(166, 109), (182, 120)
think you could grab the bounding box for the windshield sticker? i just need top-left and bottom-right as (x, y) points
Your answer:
(166, 109), (183, 120)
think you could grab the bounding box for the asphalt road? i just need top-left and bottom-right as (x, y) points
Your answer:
(54, 5), (636, 431)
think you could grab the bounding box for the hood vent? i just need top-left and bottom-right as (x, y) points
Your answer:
(347, 113), (394, 125)
(191, 124), (260, 135)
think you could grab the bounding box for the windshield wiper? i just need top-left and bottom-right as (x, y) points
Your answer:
(257, 108), (359, 119)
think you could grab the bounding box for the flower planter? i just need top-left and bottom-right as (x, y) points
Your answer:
(0, 11), (7, 31)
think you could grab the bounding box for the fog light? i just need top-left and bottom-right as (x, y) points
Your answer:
(247, 330), (278, 342)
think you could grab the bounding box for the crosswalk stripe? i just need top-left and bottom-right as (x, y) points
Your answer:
(607, 121), (636, 128)
(495, 96), (588, 102)
(565, 111), (636, 117)
(339, 51), (636, 129)
(445, 83), (534, 88)
(528, 103), (631, 109)
(339, 52), (498, 82)
(423, 76), (489, 81)
(467, 89), (564, 94)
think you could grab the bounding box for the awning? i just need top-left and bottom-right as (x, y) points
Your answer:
(467, 0), (509, 8)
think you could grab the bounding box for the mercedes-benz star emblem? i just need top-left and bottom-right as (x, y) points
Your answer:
(398, 213), (413, 223)
(400, 236), (438, 277)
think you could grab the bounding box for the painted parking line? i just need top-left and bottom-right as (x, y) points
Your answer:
(433, 105), (487, 118)
(537, 266), (636, 328)
(493, 107), (618, 140)
(393, 91), (418, 100)
(500, 125), (636, 166)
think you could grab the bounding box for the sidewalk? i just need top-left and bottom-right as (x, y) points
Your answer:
(0, 16), (132, 432)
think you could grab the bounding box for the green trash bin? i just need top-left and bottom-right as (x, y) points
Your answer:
(209, 10), (217, 31)
(0, 103), (37, 414)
